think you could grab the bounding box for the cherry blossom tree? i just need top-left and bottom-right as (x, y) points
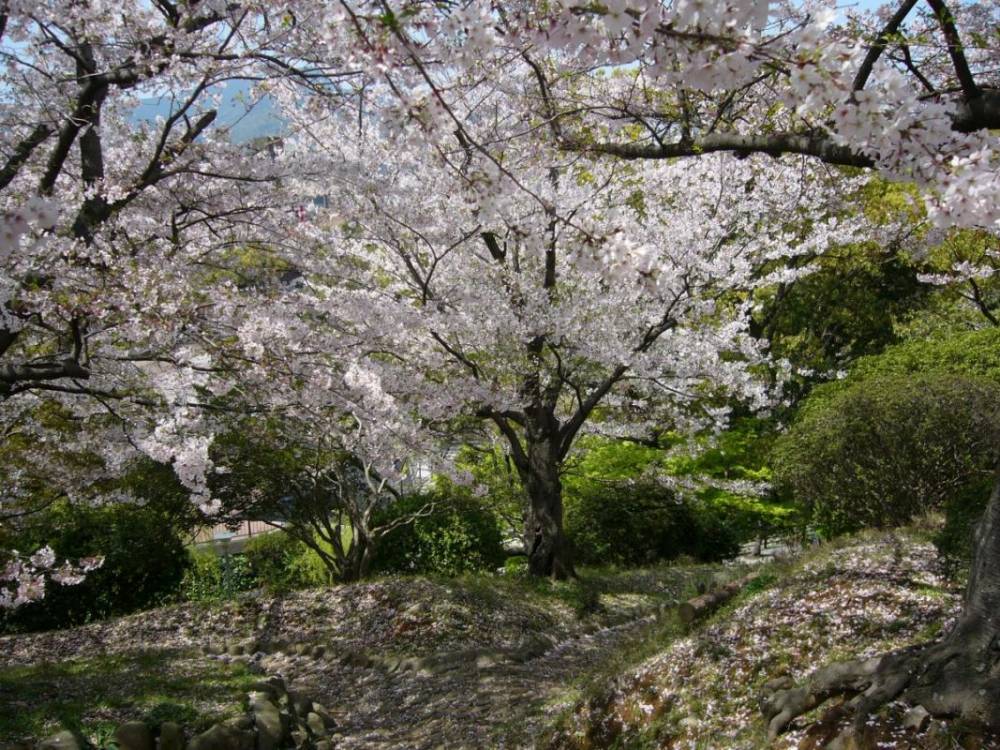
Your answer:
(271, 81), (865, 578)
(302, 0), (1000, 739)
(497, 0), (998, 741)
(0, 1), (356, 601)
(2, 0), (999, 739)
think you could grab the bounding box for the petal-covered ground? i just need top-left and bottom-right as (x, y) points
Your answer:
(545, 528), (967, 750)
(0, 563), (725, 746)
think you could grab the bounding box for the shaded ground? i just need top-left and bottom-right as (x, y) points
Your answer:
(0, 651), (257, 740)
(0, 562), (731, 746)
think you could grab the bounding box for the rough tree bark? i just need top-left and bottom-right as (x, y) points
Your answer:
(519, 432), (575, 580)
(761, 472), (1000, 745)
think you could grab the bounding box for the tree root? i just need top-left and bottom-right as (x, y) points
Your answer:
(759, 629), (1000, 748)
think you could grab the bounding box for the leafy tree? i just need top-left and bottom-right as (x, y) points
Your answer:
(210, 419), (434, 582)
(2, 498), (190, 633)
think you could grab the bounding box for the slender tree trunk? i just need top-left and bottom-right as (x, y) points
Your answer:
(520, 436), (575, 580)
(341, 532), (373, 583)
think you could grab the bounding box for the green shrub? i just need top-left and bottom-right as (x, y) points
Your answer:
(178, 547), (256, 601)
(1, 503), (190, 633)
(773, 373), (1000, 538)
(935, 479), (994, 579)
(373, 493), (505, 576)
(847, 327), (1000, 384)
(242, 531), (328, 592)
(564, 481), (740, 566)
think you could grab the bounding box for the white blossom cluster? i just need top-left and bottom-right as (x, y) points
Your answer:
(1, 546), (103, 610)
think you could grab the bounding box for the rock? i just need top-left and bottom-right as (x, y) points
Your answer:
(37, 730), (89, 750)
(903, 705), (931, 732)
(403, 601), (429, 617)
(158, 722), (186, 750)
(475, 652), (501, 669)
(340, 651), (371, 668)
(250, 676), (287, 701)
(381, 656), (402, 673)
(310, 703), (337, 729)
(397, 656), (420, 673)
(250, 694), (287, 750)
(226, 716), (254, 732)
(186, 724), (254, 750)
(288, 692), (313, 718)
(113, 722), (154, 750)
(306, 712), (327, 736)
(761, 675), (795, 692)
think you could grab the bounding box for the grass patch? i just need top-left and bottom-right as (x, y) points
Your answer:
(443, 560), (727, 621)
(0, 649), (257, 743)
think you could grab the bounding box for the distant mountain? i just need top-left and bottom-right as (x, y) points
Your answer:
(131, 79), (284, 143)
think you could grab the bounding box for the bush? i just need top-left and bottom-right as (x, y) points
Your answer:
(242, 531), (329, 592)
(372, 493), (505, 576)
(773, 373), (1000, 538)
(935, 479), (994, 579)
(178, 547), (256, 601)
(564, 481), (740, 566)
(1, 503), (191, 633)
(846, 327), (1000, 384)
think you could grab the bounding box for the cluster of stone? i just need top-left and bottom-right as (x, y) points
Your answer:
(5, 676), (336, 750)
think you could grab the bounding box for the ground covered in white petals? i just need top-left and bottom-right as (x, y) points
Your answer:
(545, 528), (968, 750)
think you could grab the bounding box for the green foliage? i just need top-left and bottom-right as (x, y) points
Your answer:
(178, 548), (256, 602)
(753, 179), (932, 388)
(773, 372), (1000, 538)
(563, 438), (663, 491)
(845, 327), (1000, 384)
(760, 253), (927, 381)
(449, 443), (527, 539)
(935, 480), (994, 579)
(502, 556), (529, 577)
(242, 531), (329, 592)
(564, 481), (740, 566)
(1, 501), (190, 634)
(661, 418), (800, 542)
(373, 493), (506, 576)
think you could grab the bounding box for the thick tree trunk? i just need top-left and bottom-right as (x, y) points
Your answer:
(903, 472), (1000, 727)
(521, 438), (575, 580)
(762, 472), (1000, 744)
